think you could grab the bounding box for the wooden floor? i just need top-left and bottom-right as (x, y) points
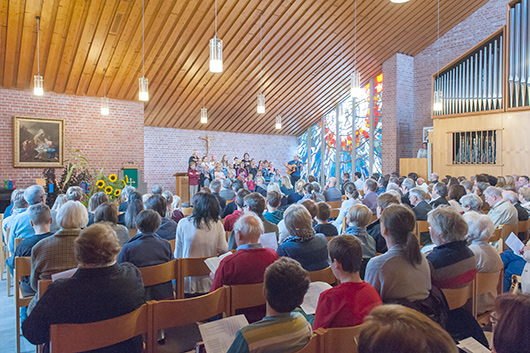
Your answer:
(0, 273), (35, 353)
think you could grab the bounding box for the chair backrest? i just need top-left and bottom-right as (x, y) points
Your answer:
(358, 190), (365, 197)
(168, 239), (176, 253)
(152, 286), (230, 332)
(138, 259), (178, 288)
(38, 279), (52, 298)
(229, 282), (266, 316)
(518, 219), (529, 233)
(342, 217), (347, 233)
(49, 304), (150, 353)
(315, 325), (364, 353)
(441, 280), (475, 311)
(308, 267), (338, 286)
(370, 215), (378, 224)
(342, 195), (347, 201)
(225, 231), (231, 242)
(14, 237), (23, 248)
(415, 220), (429, 244)
(294, 334), (320, 353)
(183, 207), (193, 216)
(128, 228), (136, 238)
(473, 270), (502, 317)
(326, 201), (342, 209)
(330, 209), (340, 219)
(14, 257), (33, 306)
(177, 256), (211, 298)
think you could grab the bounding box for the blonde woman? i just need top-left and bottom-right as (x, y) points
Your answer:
(287, 179), (305, 204)
(276, 204), (328, 271)
(280, 176), (294, 196)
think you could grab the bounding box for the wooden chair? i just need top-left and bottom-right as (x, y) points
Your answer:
(518, 219), (529, 233)
(342, 195), (347, 201)
(6, 227), (12, 296)
(151, 287), (230, 353)
(177, 256), (211, 299)
(358, 190), (365, 197)
(183, 207), (194, 216)
(49, 303), (151, 353)
(329, 208), (340, 219)
(229, 282), (265, 316)
(511, 274), (522, 294)
(370, 214), (378, 224)
(168, 239), (176, 253)
(225, 231), (231, 242)
(441, 280), (475, 311)
(38, 279), (52, 298)
(415, 220), (429, 244)
(342, 217), (347, 234)
(128, 228), (137, 238)
(0, 212), (4, 280)
(138, 260), (178, 298)
(294, 333), (321, 353)
(308, 267), (338, 286)
(490, 224), (518, 252)
(474, 270), (503, 325)
(315, 324), (364, 353)
(326, 201), (342, 209)
(14, 256), (34, 353)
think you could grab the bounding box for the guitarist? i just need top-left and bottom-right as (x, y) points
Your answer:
(285, 154), (303, 185)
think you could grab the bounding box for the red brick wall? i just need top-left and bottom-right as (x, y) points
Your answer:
(382, 0), (508, 174)
(0, 88), (144, 188)
(144, 126), (299, 193)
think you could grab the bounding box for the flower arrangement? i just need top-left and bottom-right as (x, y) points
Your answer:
(95, 173), (127, 202)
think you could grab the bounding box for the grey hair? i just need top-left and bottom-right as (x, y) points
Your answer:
(66, 186), (84, 201)
(409, 187), (427, 201)
(463, 211), (494, 242)
(28, 204), (51, 226)
(210, 179), (222, 193)
(10, 188), (25, 203)
(311, 181), (321, 193)
(233, 213), (264, 241)
(222, 178), (232, 188)
(142, 194), (152, 205)
(386, 189), (402, 200)
(57, 201), (89, 229)
(162, 190), (174, 205)
(460, 194), (483, 211)
(121, 185), (136, 200)
(386, 183), (402, 196)
(13, 189), (28, 208)
(151, 185), (163, 194)
(427, 206), (468, 243)
(171, 195), (182, 210)
(24, 185), (46, 205)
(402, 178), (414, 191)
(502, 190), (518, 204)
(485, 186), (503, 198)
(51, 194), (67, 212)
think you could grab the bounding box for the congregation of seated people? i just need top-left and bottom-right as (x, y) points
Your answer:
(3, 167), (530, 352)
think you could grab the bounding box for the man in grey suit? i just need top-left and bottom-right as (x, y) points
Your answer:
(323, 177), (342, 202)
(409, 187), (433, 245)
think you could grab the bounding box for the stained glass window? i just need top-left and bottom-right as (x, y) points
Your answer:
(298, 74), (383, 180)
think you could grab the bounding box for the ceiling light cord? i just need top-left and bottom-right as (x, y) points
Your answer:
(36, 16), (40, 75)
(260, 11), (263, 94)
(203, 84), (205, 108)
(142, 0), (145, 78)
(354, 0), (357, 71)
(215, 0), (218, 39)
(437, 0), (440, 80)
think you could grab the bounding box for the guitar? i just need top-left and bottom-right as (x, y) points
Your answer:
(285, 163), (298, 175)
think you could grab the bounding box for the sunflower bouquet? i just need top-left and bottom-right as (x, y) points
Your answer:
(95, 173), (127, 202)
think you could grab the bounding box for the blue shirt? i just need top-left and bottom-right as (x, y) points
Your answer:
(9, 208), (59, 254)
(287, 160), (302, 177)
(155, 217), (177, 241)
(277, 234), (329, 271)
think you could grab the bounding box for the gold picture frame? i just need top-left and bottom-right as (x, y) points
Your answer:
(13, 116), (64, 168)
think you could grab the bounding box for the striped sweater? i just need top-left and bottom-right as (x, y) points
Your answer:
(227, 312), (312, 353)
(426, 240), (477, 289)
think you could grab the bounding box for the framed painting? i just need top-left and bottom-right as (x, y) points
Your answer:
(13, 116), (64, 168)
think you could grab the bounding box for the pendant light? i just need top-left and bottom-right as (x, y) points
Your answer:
(34, 16), (43, 96)
(101, 69), (109, 115)
(275, 115), (282, 130)
(209, 0), (223, 73)
(201, 85), (208, 124)
(433, 0), (443, 112)
(350, 0), (362, 98)
(257, 12), (265, 114)
(139, 0), (149, 101)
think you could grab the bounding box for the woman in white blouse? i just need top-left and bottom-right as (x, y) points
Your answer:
(332, 182), (360, 233)
(175, 192), (228, 295)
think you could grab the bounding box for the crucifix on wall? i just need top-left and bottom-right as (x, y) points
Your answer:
(198, 134), (215, 156)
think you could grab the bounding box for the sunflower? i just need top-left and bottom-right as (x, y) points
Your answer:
(122, 179), (126, 187)
(96, 180), (105, 188)
(114, 189), (121, 197)
(104, 186), (113, 195)
(109, 174), (118, 182)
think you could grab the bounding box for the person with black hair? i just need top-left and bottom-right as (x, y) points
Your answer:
(175, 192), (228, 295)
(144, 194), (177, 241)
(227, 257), (312, 353)
(365, 205), (431, 302)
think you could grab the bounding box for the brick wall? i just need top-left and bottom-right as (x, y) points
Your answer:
(0, 88), (144, 188)
(382, 0), (508, 174)
(144, 126), (299, 193)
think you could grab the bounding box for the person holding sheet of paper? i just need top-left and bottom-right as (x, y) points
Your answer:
(227, 257), (312, 353)
(313, 236), (381, 330)
(211, 214), (278, 323)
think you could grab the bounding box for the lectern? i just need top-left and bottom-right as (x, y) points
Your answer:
(174, 172), (189, 204)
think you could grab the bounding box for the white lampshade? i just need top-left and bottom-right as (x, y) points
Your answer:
(201, 107), (208, 124)
(209, 38), (223, 73)
(390, 0), (410, 3)
(433, 90), (443, 112)
(139, 77), (149, 101)
(257, 93), (265, 114)
(34, 75), (43, 96)
(275, 115), (282, 130)
(101, 97), (109, 115)
(350, 71), (363, 98)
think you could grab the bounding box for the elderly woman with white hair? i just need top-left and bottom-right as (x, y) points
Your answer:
(464, 212), (503, 313)
(460, 194), (483, 213)
(28, 201), (89, 311)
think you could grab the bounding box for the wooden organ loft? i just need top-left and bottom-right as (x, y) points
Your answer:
(431, 0), (530, 177)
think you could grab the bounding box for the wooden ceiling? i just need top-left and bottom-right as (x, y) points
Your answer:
(0, 0), (488, 135)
